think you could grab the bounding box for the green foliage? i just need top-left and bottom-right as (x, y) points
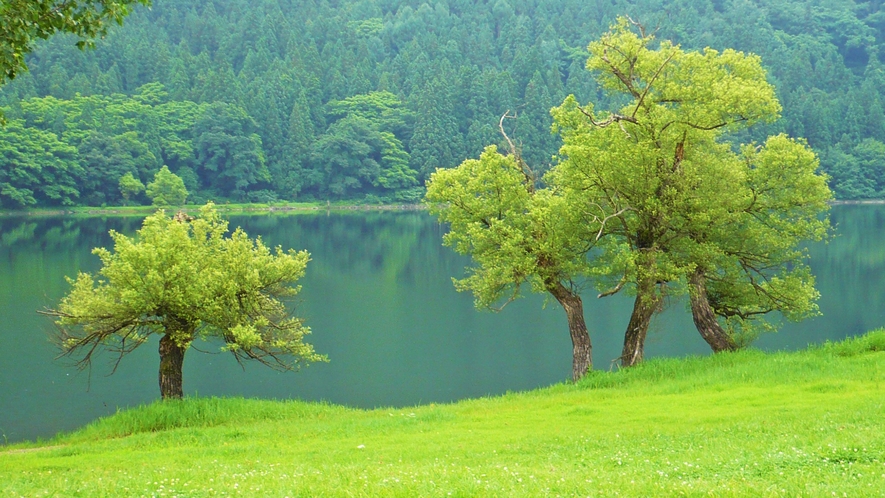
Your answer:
(426, 144), (595, 378)
(308, 92), (417, 199)
(550, 19), (831, 346)
(325, 91), (413, 138)
(310, 112), (417, 199)
(825, 138), (885, 199)
(0, 119), (80, 207)
(0, 90), (216, 207)
(426, 146), (589, 309)
(118, 171), (143, 204)
(78, 131), (159, 205)
(145, 165), (186, 207)
(0, 0), (150, 83)
(1, 0), (884, 203)
(46, 203), (325, 395)
(705, 135), (832, 333)
(193, 102), (269, 200)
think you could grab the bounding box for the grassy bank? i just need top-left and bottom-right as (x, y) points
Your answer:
(2, 331), (884, 497)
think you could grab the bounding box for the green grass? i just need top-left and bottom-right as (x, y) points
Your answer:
(2, 331), (885, 497)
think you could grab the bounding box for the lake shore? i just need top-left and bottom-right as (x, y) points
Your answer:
(2, 330), (883, 496)
(0, 202), (428, 218)
(3, 198), (884, 218)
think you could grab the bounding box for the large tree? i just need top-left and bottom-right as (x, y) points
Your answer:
(550, 18), (831, 365)
(426, 139), (601, 381)
(43, 203), (325, 399)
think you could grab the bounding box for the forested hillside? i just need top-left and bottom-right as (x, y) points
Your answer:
(1, 0), (884, 207)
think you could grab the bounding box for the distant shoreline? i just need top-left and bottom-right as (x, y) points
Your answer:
(0, 203), (427, 218)
(1, 199), (881, 218)
(828, 199), (885, 204)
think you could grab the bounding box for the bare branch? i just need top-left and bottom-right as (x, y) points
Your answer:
(662, 117), (746, 133)
(490, 292), (520, 312)
(499, 111), (519, 157)
(599, 50), (642, 98)
(625, 15), (647, 38)
(595, 206), (634, 241)
(576, 105), (639, 129)
(498, 110), (536, 191)
(598, 279), (626, 299)
(632, 51), (675, 118)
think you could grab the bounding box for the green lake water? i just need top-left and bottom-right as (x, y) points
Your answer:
(1, 206), (883, 443)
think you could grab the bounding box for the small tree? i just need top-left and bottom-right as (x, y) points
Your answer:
(683, 135), (831, 349)
(42, 203), (325, 399)
(146, 165), (187, 207)
(118, 171), (144, 205)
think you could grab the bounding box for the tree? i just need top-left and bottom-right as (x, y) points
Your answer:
(684, 135), (831, 349)
(549, 18), (831, 365)
(146, 165), (187, 207)
(192, 102), (269, 200)
(425, 139), (598, 381)
(42, 203), (325, 399)
(0, 119), (81, 207)
(0, 0), (150, 84)
(77, 131), (158, 205)
(118, 171), (144, 204)
(308, 114), (417, 200)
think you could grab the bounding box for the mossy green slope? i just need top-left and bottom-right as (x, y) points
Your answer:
(2, 331), (885, 497)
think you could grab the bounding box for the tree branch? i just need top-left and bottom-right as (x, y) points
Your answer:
(499, 110), (535, 190)
(633, 52), (675, 118)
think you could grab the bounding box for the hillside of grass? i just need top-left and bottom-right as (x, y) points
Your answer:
(2, 330), (884, 497)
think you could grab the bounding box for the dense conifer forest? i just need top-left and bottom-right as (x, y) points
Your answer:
(1, 0), (883, 207)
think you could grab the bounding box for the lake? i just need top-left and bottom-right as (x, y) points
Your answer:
(1, 205), (884, 443)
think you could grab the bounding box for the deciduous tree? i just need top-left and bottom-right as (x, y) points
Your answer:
(146, 165), (186, 207)
(426, 137), (599, 381)
(118, 171), (144, 204)
(550, 18), (831, 365)
(42, 203), (325, 399)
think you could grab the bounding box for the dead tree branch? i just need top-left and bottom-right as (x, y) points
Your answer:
(499, 110), (536, 190)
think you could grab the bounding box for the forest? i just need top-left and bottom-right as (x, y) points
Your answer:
(1, 0), (884, 207)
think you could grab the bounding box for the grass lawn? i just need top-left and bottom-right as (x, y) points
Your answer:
(2, 331), (884, 497)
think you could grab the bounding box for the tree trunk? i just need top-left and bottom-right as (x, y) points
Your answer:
(548, 282), (592, 381)
(620, 278), (660, 368)
(159, 333), (187, 399)
(689, 269), (737, 353)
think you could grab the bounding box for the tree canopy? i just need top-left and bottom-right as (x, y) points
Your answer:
(428, 18), (832, 373)
(549, 19), (831, 366)
(43, 203), (325, 399)
(145, 164), (186, 206)
(426, 144), (596, 380)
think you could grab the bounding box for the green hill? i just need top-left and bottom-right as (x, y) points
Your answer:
(2, 0), (885, 208)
